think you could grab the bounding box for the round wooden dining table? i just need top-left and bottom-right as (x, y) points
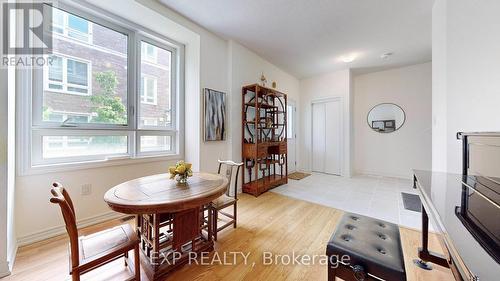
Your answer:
(104, 172), (228, 281)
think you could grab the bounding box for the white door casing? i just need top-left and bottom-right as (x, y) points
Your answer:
(287, 100), (297, 172)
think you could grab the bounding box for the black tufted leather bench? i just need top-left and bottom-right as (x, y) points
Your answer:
(326, 212), (406, 281)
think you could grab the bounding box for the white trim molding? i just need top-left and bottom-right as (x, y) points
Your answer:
(3, 242), (18, 277)
(17, 211), (127, 247)
(0, 262), (10, 278)
(355, 170), (412, 180)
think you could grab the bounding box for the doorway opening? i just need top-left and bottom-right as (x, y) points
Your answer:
(311, 98), (342, 176)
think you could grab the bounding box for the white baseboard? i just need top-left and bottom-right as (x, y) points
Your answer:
(0, 261), (10, 278)
(17, 211), (127, 247)
(355, 170), (410, 180)
(7, 241), (18, 273)
(0, 236), (19, 278)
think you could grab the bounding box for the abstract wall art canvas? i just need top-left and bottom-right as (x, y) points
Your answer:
(204, 88), (226, 141)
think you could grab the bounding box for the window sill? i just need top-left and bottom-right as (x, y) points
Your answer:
(19, 154), (183, 176)
(44, 87), (92, 96)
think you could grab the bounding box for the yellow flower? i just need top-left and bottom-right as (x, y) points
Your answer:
(176, 165), (186, 174)
(185, 163), (192, 170)
(169, 166), (176, 174)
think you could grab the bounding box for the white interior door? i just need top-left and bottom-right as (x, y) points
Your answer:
(312, 103), (326, 172)
(324, 100), (341, 175)
(287, 101), (297, 172)
(311, 99), (342, 175)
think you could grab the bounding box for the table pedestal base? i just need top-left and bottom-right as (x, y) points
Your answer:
(137, 206), (213, 280)
(140, 237), (213, 281)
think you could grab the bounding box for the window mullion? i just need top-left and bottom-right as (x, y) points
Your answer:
(64, 14), (69, 37)
(62, 57), (68, 91)
(129, 31), (139, 158)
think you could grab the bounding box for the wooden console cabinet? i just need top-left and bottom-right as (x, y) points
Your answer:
(242, 84), (288, 196)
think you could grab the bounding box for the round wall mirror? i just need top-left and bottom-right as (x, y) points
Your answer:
(367, 103), (406, 133)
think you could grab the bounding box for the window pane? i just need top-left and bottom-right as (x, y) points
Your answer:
(141, 42), (157, 63)
(67, 114), (89, 123)
(42, 135), (127, 159)
(67, 86), (88, 94)
(140, 77), (145, 101)
(51, 9), (64, 34)
(43, 6), (128, 125)
(67, 59), (88, 86)
(48, 56), (63, 82)
(146, 77), (156, 102)
(147, 45), (154, 56)
(46, 112), (64, 122)
(68, 14), (89, 33)
(139, 41), (171, 128)
(140, 136), (171, 152)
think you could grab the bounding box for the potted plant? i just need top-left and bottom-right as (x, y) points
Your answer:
(169, 161), (193, 185)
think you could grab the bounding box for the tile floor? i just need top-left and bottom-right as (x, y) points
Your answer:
(272, 173), (434, 230)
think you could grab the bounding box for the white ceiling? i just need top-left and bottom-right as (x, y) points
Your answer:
(159, 0), (433, 78)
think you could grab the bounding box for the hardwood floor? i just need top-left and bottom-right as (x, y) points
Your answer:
(6, 192), (454, 281)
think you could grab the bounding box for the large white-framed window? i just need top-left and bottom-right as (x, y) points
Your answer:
(44, 54), (92, 96)
(52, 7), (93, 44)
(140, 75), (157, 105)
(19, 2), (184, 173)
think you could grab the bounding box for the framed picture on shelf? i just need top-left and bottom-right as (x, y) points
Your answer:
(203, 88), (226, 141)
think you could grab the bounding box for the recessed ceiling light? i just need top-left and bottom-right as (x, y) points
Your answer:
(340, 54), (357, 63)
(380, 52), (394, 59)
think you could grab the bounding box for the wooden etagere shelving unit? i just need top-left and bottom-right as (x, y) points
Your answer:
(242, 84), (288, 196)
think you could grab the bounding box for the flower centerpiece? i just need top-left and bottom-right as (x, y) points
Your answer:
(169, 161), (193, 185)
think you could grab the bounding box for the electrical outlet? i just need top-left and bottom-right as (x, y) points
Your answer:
(81, 184), (92, 196)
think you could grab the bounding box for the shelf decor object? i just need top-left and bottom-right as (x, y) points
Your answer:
(204, 88), (226, 141)
(242, 84), (288, 196)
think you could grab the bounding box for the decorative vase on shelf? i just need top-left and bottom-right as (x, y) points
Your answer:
(168, 161), (193, 185)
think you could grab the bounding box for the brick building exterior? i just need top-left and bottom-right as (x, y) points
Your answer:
(44, 12), (171, 127)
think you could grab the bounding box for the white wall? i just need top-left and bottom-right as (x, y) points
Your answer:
(431, 0), (447, 172)
(298, 70), (353, 176)
(228, 40), (300, 190)
(199, 35), (230, 173)
(0, 62), (9, 278)
(433, 0), (500, 173)
(433, 5), (500, 280)
(354, 63), (432, 178)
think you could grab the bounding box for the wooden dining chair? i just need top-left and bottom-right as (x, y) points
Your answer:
(50, 182), (140, 281)
(210, 159), (243, 241)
